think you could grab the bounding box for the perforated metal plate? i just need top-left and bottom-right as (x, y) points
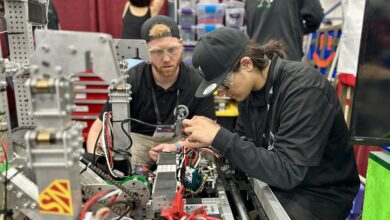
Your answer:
(14, 74), (35, 126)
(5, 0), (35, 64)
(5, 0), (36, 126)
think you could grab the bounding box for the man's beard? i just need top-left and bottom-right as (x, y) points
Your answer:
(152, 57), (181, 77)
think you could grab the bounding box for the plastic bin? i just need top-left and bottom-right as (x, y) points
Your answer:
(196, 3), (225, 24)
(179, 0), (196, 9)
(225, 7), (245, 28)
(179, 24), (196, 42)
(183, 46), (195, 65)
(196, 24), (224, 40)
(178, 7), (196, 25)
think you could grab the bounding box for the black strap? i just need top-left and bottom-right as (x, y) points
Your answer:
(151, 87), (180, 125)
(262, 55), (283, 147)
(268, 55), (283, 133)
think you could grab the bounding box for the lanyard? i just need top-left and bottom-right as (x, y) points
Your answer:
(262, 55), (283, 148)
(151, 87), (180, 125)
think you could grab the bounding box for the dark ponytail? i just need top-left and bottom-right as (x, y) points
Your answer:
(260, 40), (286, 59)
(231, 39), (286, 72)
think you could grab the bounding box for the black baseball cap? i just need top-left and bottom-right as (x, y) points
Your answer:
(140, 15), (180, 42)
(193, 27), (249, 98)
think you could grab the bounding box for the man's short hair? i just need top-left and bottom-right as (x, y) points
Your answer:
(141, 15), (180, 42)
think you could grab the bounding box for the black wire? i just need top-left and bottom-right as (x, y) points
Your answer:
(113, 118), (159, 128)
(92, 128), (102, 166)
(80, 162), (89, 174)
(120, 121), (132, 150)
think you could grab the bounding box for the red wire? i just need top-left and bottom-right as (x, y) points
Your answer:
(0, 140), (8, 163)
(79, 190), (109, 220)
(95, 209), (110, 219)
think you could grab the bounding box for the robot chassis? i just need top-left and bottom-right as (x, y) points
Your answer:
(0, 1), (289, 219)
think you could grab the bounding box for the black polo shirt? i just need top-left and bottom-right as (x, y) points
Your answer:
(100, 62), (215, 136)
(212, 55), (359, 219)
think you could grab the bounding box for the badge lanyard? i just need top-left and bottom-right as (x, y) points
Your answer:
(262, 55), (283, 149)
(151, 88), (180, 125)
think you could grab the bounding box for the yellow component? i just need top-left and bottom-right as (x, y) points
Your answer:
(34, 79), (50, 93)
(36, 131), (51, 143)
(215, 102), (239, 117)
(39, 179), (74, 216)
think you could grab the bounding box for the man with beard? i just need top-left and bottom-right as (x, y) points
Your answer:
(86, 16), (215, 168)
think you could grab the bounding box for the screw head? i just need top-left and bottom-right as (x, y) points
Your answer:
(69, 45), (77, 55)
(54, 66), (63, 74)
(99, 36), (107, 43)
(30, 203), (37, 209)
(6, 184), (13, 191)
(16, 191), (23, 198)
(41, 45), (50, 53)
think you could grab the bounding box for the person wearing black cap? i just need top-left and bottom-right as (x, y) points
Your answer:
(86, 15), (215, 168)
(179, 27), (359, 219)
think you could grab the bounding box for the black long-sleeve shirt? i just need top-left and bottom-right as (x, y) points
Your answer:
(212, 55), (359, 219)
(245, 0), (324, 61)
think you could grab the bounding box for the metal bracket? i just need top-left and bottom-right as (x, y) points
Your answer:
(250, 178), (290, 220)
(33, 30), (120, 82)
(114, 39), (151, 64)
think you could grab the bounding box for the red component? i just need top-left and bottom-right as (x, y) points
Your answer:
(160, 185), (221, 220)
(71, 70), (109, 140)
(161, 185), (188, 220)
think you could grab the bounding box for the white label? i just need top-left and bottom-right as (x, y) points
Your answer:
(184, 204), (220, 215)
(203, 83), (217, 95)
(74, 85), (86, 90)
(74, 105), (89, 112)
(75, 93), (87, 99)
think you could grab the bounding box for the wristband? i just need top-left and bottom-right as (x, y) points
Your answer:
(175, 142), (182, 153)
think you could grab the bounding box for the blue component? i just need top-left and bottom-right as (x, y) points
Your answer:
(205, 25), (216, 32)
(204, 5), (217, 13)
(182, 166), (204, 193)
